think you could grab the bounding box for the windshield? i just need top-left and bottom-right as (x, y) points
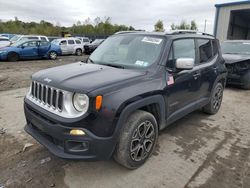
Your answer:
(11, 39), (27, 47)
(92, 39), (103, 44)
(51, 39), (60, 45)
(89, 35), (164, 69)
(221, 41), (250, 55)
(10, 35), (22, 42)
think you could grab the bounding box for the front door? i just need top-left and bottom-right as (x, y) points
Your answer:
(165, 38), (202, 120)
(19, 41), (38, 59)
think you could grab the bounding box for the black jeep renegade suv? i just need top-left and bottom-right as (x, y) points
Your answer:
(24, 31), (227, 169)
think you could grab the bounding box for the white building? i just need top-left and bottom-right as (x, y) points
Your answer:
(214, 1), (250, 41)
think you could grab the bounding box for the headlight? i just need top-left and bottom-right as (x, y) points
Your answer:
(0, 51), (7, 54)
(73, 93), (89, 113)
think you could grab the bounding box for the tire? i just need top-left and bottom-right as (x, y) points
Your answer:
(7, 52), (19, 62)
(114, 110), (158, 169)
(242, 70), (250, 90)
(203, 82), (224, 115)
(49, 51), (57, 60)
(75, 49), (82, 56)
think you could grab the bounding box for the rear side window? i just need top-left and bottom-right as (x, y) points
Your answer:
(75, 40), (81, 44)
(0, 38), (8, 41)
(83, 39), (89, 42)
(27, 37), (39, 40)
(197, 39), (212, 63)
(212, 40), (218, 56)
(68, 40), (75, 44)
(40, 41), (50, 47)
(40, 37), (47, 41)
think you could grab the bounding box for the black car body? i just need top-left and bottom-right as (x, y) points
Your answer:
(84, 39), (104, 54)
(221, 40), (250, 89)
(24, 31), (227, 168)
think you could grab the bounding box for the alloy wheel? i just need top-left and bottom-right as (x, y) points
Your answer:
(130, 120), (155, 162)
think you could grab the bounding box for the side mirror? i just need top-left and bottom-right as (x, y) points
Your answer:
(176, 58), (194, 70)
(21, 45), (25, 49)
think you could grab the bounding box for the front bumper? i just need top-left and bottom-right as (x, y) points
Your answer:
(24, 103), (117, 160)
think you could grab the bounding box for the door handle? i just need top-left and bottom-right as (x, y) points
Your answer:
(193, 72), (201, 80)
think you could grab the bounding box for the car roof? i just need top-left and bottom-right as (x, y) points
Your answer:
(57, 37), (81, 41)
(223, 40), (250, 43)
(0, 36), (9, 39)
(114, 30), (215, 40)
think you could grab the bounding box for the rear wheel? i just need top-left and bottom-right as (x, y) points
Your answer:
(75, 49), (82, 56)
(7, 52), (19, 62)
(203, 82), (224, 115)
(114, 110), (158, 169)
(242, 70), (250, 90)
(49, 51), (57, 60)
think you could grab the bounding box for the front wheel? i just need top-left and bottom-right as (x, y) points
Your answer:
(75, 49), (82, 56)
(203, 82), (224, 115)
(114, 110), (158, 169)
(242, 70), (250, 90)
(7, 52), (19, 62)
(49, 51), (57, 60)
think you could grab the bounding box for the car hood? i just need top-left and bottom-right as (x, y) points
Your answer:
(32, 62), (147, 93)
(222, 54), (250, 64)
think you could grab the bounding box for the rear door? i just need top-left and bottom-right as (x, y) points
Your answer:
(195, 39), (218, 99)
(38, 41), (50, 56)
(67, 39), (75, 54)
(166, 38), (202, 116)
(19, 41), (39, 58)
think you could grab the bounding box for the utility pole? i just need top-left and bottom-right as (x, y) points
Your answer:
(204, 19), (207, 33)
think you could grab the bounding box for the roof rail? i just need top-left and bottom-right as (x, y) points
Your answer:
(114, 30), (145, 35)
(167, 30), (214, 37)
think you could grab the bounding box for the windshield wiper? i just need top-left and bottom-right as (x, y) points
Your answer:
(82, 57), (95, 64)
(99, 63), (125, 69)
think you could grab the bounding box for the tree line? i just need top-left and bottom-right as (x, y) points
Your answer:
(0, 17), (198, 37)
(154, 20), (198, 32)
(0, 17), (135, 37)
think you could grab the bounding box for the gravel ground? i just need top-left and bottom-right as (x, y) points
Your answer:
(0, 56), (87, 91)
(0, 57), (250, 188)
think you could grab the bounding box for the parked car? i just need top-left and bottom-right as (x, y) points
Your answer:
(51, 37), (83, 56)
(10, 35), (49, 44)
(84, 39), (104, 54)
(0, 36), (10, 48)
(77, 37), (90, 45)
(0, 33), (15, 39)
(221, 40), (250, 89)
(0, 40), (61, 61)
(24, 31), (227, 169)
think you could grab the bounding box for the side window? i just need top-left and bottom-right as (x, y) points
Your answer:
(83, 39), (89, 42)
(212, 40), (218, 56)
(68, 40), (75, 45)
(59, 40), (67, 45)
(40, 41), (50, 47)
(23, 41), (37, 47)
(27, 37), (39, 40)
(167, 39), (195, 69)
(197, 39), (213, 63)
(75, 40), (81, 44)
(40, 37), (47, 41)
(0, 38), (8, 41)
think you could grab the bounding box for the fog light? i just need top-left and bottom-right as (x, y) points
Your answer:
(70, 129), (85, 136)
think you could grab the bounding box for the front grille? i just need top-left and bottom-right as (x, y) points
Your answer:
(30, 81), (63, 111)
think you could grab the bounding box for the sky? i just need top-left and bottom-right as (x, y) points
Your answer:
(0, 0), (243, 34)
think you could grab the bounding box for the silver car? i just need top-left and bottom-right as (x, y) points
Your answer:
(52, 37), (83, 56)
